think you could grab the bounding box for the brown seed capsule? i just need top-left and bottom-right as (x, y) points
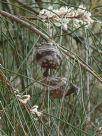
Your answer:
(43, 77), (67, 99)
(36, 42), (62, 69)
(43, 77), (79, 99)
(66, 83), (79, 96)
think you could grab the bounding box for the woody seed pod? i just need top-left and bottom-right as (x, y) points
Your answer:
(36, 42), (62, 69)
(43, 77), (67, 99)
(43, 77), (79, 99)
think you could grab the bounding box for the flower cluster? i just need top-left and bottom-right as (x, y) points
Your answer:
(17, 94), (30, 104)
(16, 93), (42, 117)
(39, 5), (94, 30)
(30, 105), (42, 117)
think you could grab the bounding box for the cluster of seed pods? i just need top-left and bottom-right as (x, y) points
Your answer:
(36, 42), (78, 99)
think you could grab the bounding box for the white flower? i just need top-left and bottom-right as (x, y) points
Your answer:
(14, 89), (19, 94)
(69, 7), (74, 12)
(84, 11), (91, 17)
(48, 6), (53, 10)
(39, 6), (56, 19)
(17, 94), (30, 104)
(59, 6), (68, 14)
(53, 9), (60, 15)
(79, 4), (86, 9)
(77, 5), (86, 15)
(46, 12), (54, 18)
(39, 9), (53, 19)
(39, 5), (94, 30)
(62, 18), (69, 24)
(39, 9), (47, 18)
(62, 23), (68, 31)
(73, 19), (80, 28)
(78, 5), (86, 11)
(30, 105), (42, 117)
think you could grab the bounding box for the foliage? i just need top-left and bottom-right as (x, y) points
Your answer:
(0, 0), (102, 136)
